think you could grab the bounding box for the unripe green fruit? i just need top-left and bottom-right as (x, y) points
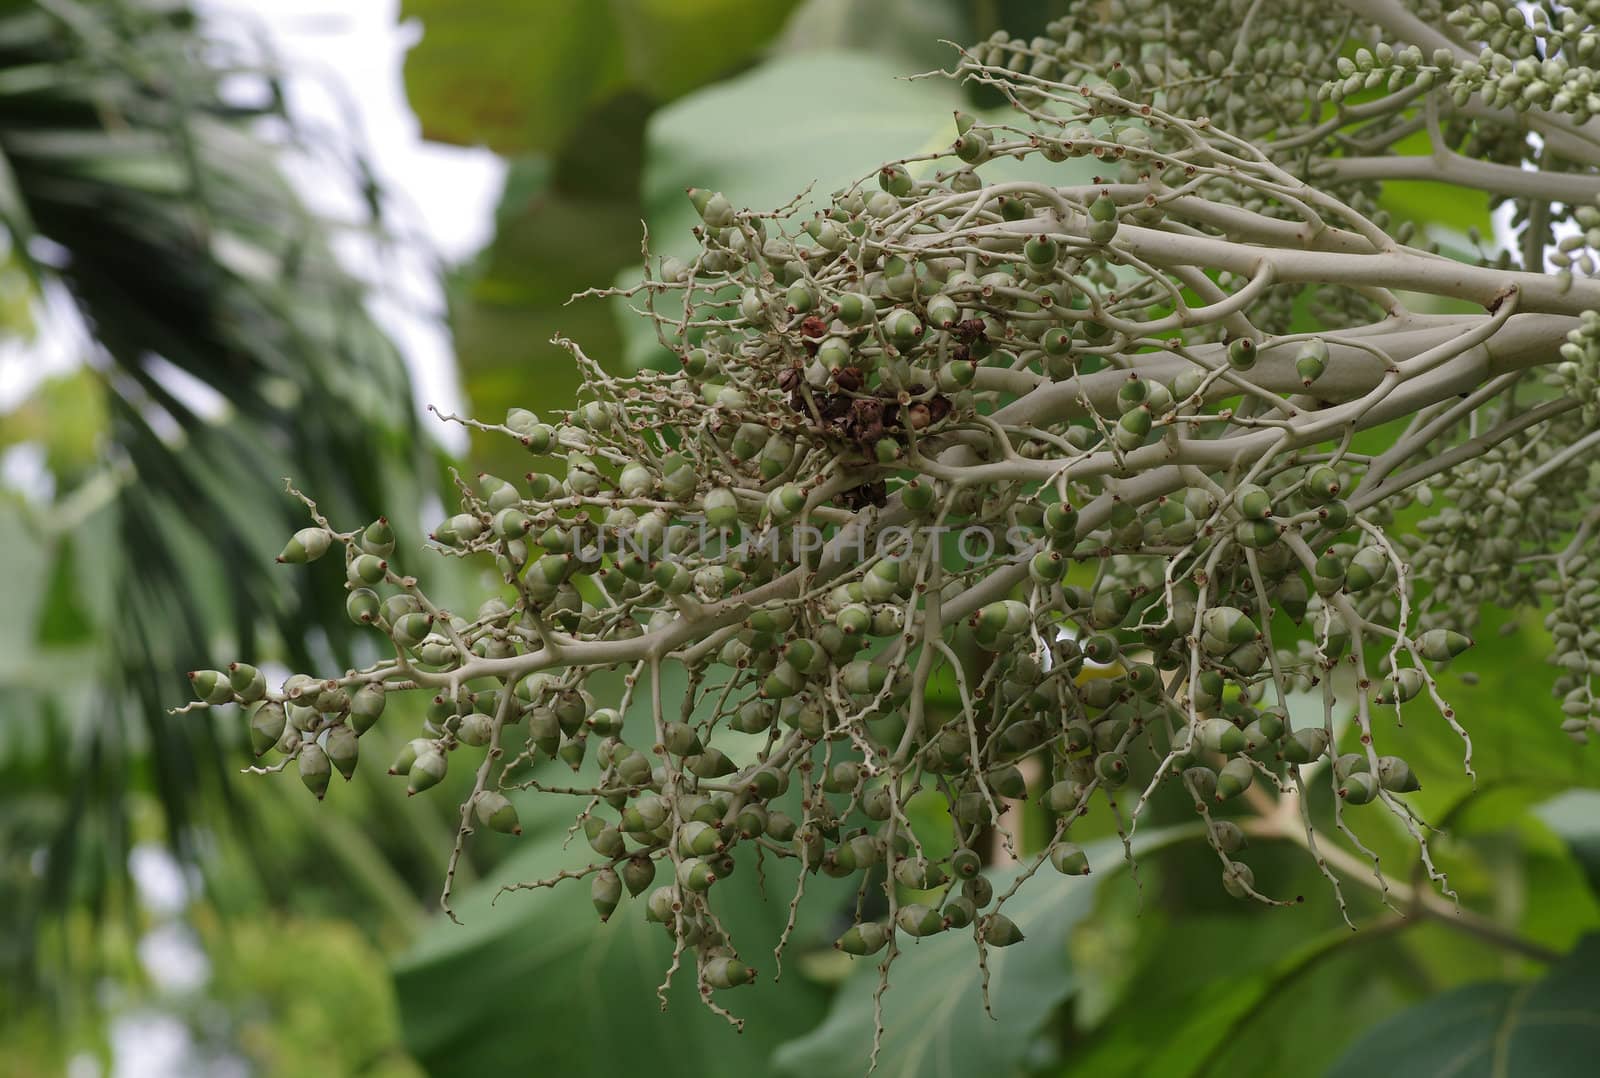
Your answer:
(621, 856), (656, 897)
(1041, 326), (1073, 357)
(1339, 771), (1380, 805)
(1221, 862), (1255, 899)
(1384, 668), (1426, 704)
(1277, 727), (1328, 765)
(189, 669), (234, 706)
(407, 748), (447, 795)
(1095, 752), (1130, 788)
(837, 921), (892, 956)
(360, 517), (395, 557)
(1043, 779), (1083, 813)
(557, 735), (588, 771)
(883, 308), (923, 348)
(679, 820), (724, 858)
(954, 129), (991, 164)
(1296, 337), (1328, 385)
(687, 748), (737, 778)
(591, 867), (621, 921)
(278, 527), (333, 564)
(346, 587), (380, 626)
(1185, 766), (1218, 802)
(1215, 756), (1254, 801)
(1209, 820), (1248, 854)
(785, 281), (817, 313)
(687, 187), (734, 228)
(347, 554), (387, 586)
(833, 292), (874, 325)
(466, 791), (517, 836)
(1313, 553), (1346, 594)
(841, 660), (888, 696)
(1197, 717), (1245, 754)
(896, 903), (945, 937)
(1303, 466), (1341, 504)
(703, 487), (739, 528)
(926, 293), (960, 329)
(298, 743), (332, 799)
(766, 484), (806, 523)
(1235, 483), (1272, 520)
(228, 663), (266, 702)
(1226, 337), (1257, 370)
(585, 817), (625, 857)
(457, 712), (493, 747)
(1201, 607), (1257, 651)
(765, 811), (798, 844)
(645, 885), (676, 924)
(1050, 842), (1090, 875)
(943, 896), (977, 929)
(1416, 628), (1472, 661)
(1344, 546), (1388, 592)
(703, 956), (756, 989)
(249, 702), (286, 757)
(1319, 500), (1351, 531)
(1115, 406), (1151, 449)
(1088, 219), (1118, 244)
(321, 724), (359, 780)
(677, 857), (716, 892)
(1376, 755), (1420, 792)
(983, 913), (1024, 947)
(951, 848), (982, 879)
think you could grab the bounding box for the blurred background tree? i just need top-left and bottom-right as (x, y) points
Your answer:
(3, 0), (1600, 1075)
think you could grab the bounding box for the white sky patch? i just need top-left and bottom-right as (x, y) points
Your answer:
(197, 0), (506, 453)
(0, 1), (504, 455)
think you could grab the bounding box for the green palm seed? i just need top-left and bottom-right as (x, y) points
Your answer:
(360, 517), (395, 557)
(621, 856), (656, 897)
(249, 701), (286, 757)
(676, 857), (716, 892)
(346, 587), (380, 625)
(983, 913), (1024, 947)
(687, 187), (734, 228)
(298, 743), (331, 799)
(1050, 843), (1091, 875)
(883, 308), (923, 349)
(1095, 752), (1129, 787)
(896, 903), (946, 937)
(591, 867), (621, 921)
(1215, 757), (1254, 801)
(407, 748), (447, 795)
(703, 956), (755, 989)
(1417, 628), (1472, 661)
(1209, 820), (1248, 854)
(227, 663), (266, 702)
(347, 554), (386, 586)
(1339, 771), (1381, 805)
(1296, 337), (1328, 385)
(1376, 755), (1420, 792)
(943, 896), (977, 929)
(1280, 727), (1330, 764)
(277, 527), (332, 564)
(188, 669), (234, 705)
(321, 724), (358, 780)
(1221, 862), (1255, 899)
(838, 922), (892, 956)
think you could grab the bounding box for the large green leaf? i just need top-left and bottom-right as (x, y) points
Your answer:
(392, 804), (837, 1078)
(771, 827), (1196, 1078)
(400, 0), (802, 154)
(1326, 934), (1600, 1078)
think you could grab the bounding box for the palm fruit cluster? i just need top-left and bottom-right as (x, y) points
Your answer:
(184, 1), (1600, 1042)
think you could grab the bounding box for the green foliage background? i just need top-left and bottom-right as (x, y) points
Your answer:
(1, 0), (1597, 1075)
